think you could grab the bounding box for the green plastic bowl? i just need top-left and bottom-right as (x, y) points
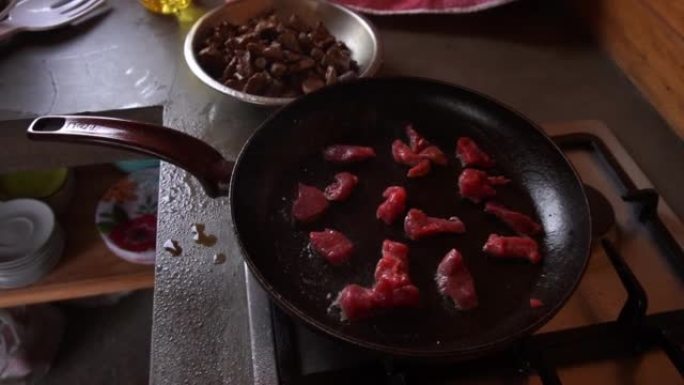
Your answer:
(0, 168), (69, 199)
(114, 159), (160, 173)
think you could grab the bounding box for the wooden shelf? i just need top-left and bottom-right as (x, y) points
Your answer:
(0, 165), (155, 308)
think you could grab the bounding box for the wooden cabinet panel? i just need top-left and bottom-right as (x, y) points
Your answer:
(569, 0), (684, 138)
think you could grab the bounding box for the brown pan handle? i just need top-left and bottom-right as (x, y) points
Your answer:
(27, 116), (234, 198)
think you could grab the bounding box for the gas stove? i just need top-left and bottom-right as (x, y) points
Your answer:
(244, 120), (684, 385)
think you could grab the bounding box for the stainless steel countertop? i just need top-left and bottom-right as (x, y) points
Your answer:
(0, 1), (682, 384)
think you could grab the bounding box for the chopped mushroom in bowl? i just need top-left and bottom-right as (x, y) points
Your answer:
(184, 0), (382, 106)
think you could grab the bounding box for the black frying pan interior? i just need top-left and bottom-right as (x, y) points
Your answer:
(230, 77), (590, 358)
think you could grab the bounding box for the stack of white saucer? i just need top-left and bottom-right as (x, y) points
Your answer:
(0, 199), (64, 289)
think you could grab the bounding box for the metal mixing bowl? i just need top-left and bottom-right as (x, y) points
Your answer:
(184, 0), (382, 106)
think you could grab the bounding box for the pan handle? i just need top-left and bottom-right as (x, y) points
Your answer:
(27, 115), (234, 198)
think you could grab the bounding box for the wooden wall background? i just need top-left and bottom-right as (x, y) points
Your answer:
(569, 0), (684, 138)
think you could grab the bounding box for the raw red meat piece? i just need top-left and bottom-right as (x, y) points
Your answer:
(418, 145), (448, 166)
(336, 284), (377, 321)
(392, 141), (435, 178)
(484, 201), (542, 236)
(373, 240), (420, 308)
(292, 183), (329, 223)
(404, 209), (465, 240)
(373, 242), (410, 289)
(404, 125), (448, 165)
(392, 127), (446, 177)
(335, 240), (420, 321)
(376, 186), (407, 225)
(435, 249), (478, 310)
(378, 238), (410, 264)
(406, 124), (429, 152)
(483, 234), (542, 264)
(392, 139), (421, 166)
(407, 159), (432, 178)
(323, 145), (376, 164)
(324, 172), (358, 201)
(456, 137), (495, 168)
(309, 229), (354, 265)
(489, 176), (509, 184)
(529, 298), (544, 308)
(458, 168), (510, 203)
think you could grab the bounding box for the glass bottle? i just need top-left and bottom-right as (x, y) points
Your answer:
(139, 0), (191, 14)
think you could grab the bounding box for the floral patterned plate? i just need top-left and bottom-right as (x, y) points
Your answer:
(95, 168), (159, 265)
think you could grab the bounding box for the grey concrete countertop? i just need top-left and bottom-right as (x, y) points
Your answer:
(0, 1), (682, 384)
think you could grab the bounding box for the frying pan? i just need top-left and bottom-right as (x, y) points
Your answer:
(27, 77), (591, 360)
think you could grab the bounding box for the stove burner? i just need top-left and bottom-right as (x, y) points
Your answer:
(584, 184), (615, 239)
